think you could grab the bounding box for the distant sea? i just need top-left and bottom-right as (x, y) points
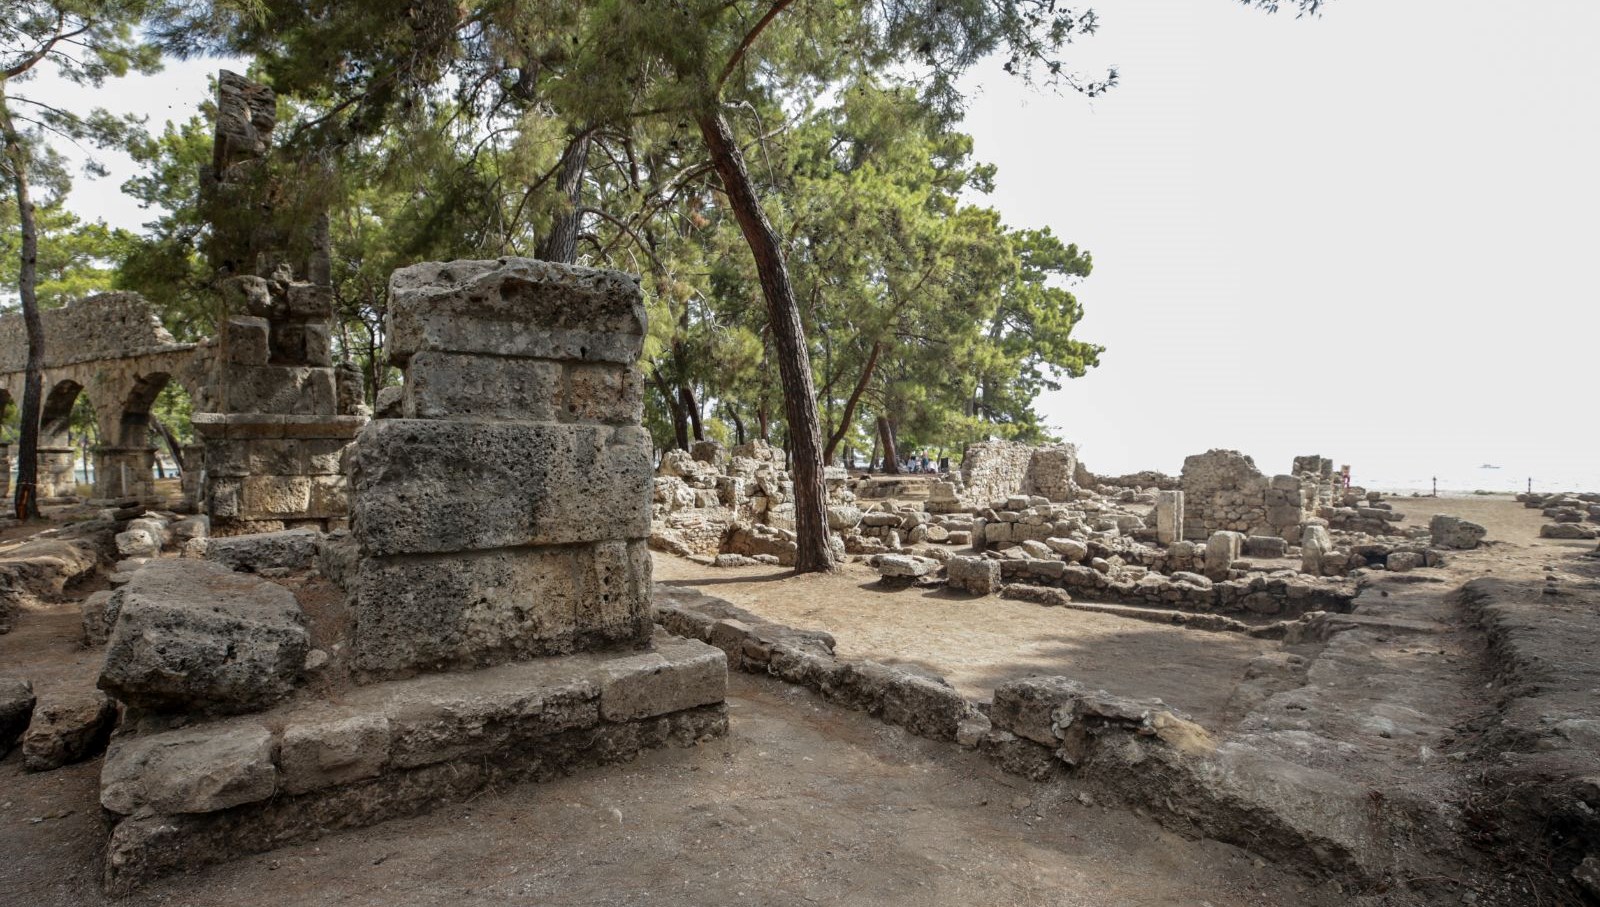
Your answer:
(1358, 460), (1600, 496)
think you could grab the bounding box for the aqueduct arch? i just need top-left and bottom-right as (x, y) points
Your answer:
(0, 292), (200, 502)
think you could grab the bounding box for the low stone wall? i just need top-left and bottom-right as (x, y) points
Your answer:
(987, 557), (1356, 618)
(959, 440), (1035, 506)
(101, 639), (727, 895)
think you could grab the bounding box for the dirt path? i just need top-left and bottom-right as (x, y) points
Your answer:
(653, 557), (1275, 728)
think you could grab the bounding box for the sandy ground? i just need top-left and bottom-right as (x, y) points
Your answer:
(653, 558), (1274, 728)
(2, 492), (1591, 905)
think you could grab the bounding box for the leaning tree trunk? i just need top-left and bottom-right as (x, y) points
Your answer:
(876, 415), (901, 476)
(680, 385), (704, 442)
(535, 129), (591, 264)
(823, 339), (880, 463)
(3, 117), (43, 520)
(151, 415), (186, 473)
(726, 403), (745, 446)
(697, 109), (833, 573)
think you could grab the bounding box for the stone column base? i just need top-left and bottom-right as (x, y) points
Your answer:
(92, 447), (158, 502)
(36, 447), (80, 503)
(191, 413), (366, 536)
(100, 635), (728, 895)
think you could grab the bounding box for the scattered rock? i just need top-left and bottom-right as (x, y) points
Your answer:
(0, 677), (36, 756)
(22, 690), (117, 771)
(99, 559), (309, 716)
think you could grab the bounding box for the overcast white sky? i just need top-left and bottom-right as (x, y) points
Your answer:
(29, 0), (1600, 490)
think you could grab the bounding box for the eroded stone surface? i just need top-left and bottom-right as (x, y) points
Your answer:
(99, 559), (308, 715)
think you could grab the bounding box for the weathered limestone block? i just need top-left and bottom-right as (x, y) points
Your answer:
(1204, 530), (1245, 581)
(1155, 490), (1184, 544)
(402, 352), (562, 420)
(0, 677), (35, 755)
(947, 556), (1001, 595)
(1386, 551), (1423, 572)
(23, 690), (117, 771)
(1244, 535), (1288, 558)
(348, 420), (652, 557)
(597, 636), (727, 722)
(101, 722), (278, 815)
(99, 559), (308, 715)
(352, 541), (652, 676)
(278, 714), (389, 795)
(872, 554), (937, 578)
(1430, 514), (1487, 550)
(201, 528), (323, 573)
(387, 258), (646, 365)
(1301, 524), (1333, 575)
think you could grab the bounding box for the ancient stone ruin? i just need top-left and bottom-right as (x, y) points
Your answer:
(0, 293), (197, 502)
(93, 259), (728, 893)
(189, 70), (367, 536)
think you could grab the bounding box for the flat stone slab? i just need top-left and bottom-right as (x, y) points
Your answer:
(386, 258), (646, 365)
(99, 559), (309, 715)
(101, 635), (726, 894)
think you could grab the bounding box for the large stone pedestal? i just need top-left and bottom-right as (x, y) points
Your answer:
(192, 413), (365, 535)
(99, 258), (724, 894)
(37, 447), (78, 502)
(92, 446), (156, 501)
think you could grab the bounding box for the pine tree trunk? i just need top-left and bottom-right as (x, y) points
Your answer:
(877, 415), (900, 476)
(535, 129), (591, 264)
(823, 339), (880, 463)
(726, 403), (745, 446)
(680, 385), (704, 442)
(697, 109), (833, 573)
(3, 115), (43, 520)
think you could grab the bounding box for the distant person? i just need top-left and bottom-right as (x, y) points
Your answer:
(920, 453), (930, 473)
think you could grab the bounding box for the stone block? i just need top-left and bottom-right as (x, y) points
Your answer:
(387, 258), (646, 365)
(22, 690), (116, 771)
(351, 541), (653, 676)
(285, 283), (333, 318)
(279, 714), (389, 795)
(0, 677), (35, 755)
(1204, 530), (1245, 581)
(402, 351), (562, 421)
(386, 672), (600, 769)
(217, 364), (338, 415)
(101, 722), (278, 815)
(203, 528), (323, 573)
(563, 362), (645, 425)
(240, 475), (313, 516)
(1430, 514), (1487, 550)
(947, 555), (1001, 595)
(1155, 489), (1184, 544)
(598, 638), (726, 722)
(348, 419), (651, 557)
(991, 676), (1087, 746)
(222, 316), (270, 365)
(99, 559), (308, 715)
(1244, 535), (1288, 558)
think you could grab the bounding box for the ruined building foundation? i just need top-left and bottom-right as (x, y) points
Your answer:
(97, 259), (728, 893)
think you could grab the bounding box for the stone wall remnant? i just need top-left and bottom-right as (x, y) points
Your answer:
(191, 70), (366, 535)
(1181, 449), (1315, 541)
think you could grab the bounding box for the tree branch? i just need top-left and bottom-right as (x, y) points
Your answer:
(715, 0), (796, 94)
